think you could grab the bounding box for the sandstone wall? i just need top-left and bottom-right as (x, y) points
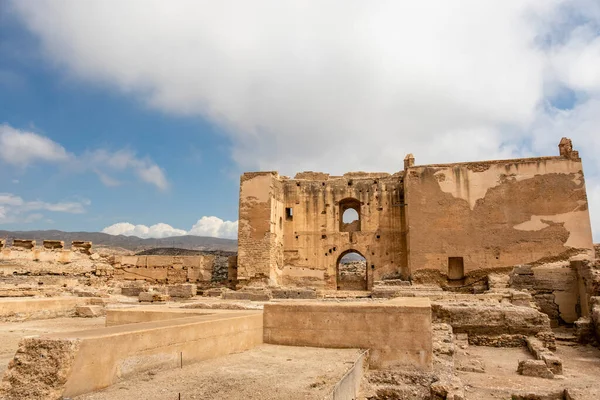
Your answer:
(404, 152), (594, 281)
(112, 255), (215, 284)
(278, 172), (406, 290)
(237, 172), (284, 287)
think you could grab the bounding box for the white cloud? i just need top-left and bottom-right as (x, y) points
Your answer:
(88, 149), (168, 190)
(102, 216), (238, 239)
(188, 216), (238, 239)
(102, 222), (186, 239)
(9, 1), (600, 238)
(0, 124), (70, 166)
(0, 124), (168, 190)
(0, 192), (90, 224)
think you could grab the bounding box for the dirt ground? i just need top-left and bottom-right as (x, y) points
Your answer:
(458, 344), (600, 399)
(75, 345), (362, 400)
(0, 316), (106, 374)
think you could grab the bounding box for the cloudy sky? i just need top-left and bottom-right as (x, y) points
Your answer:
(0, 0), (599, 240)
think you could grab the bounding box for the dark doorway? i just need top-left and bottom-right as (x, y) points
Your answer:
(337, 250), (367, 290)
(448, 257), (464, 280)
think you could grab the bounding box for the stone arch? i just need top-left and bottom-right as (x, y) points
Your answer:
(336, 249), (368, 290)
(339, 198), (361, 232)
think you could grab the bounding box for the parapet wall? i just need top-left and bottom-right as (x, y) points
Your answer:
(0, 239), (94, 264)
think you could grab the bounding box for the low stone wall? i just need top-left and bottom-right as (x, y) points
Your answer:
(263, 297), (432, 369)
(105, 307), (210, 326)
(432, 302), (554, 347)
(0, 310), (263, 399)
(0, 297), (90, 322)
(113, 255), (215, 284)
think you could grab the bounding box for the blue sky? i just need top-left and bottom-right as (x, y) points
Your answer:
(0, 4), (240, 238)
(1, 1), (599, 240)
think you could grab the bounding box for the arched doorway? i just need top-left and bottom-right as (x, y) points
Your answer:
(336, 250), (367, 290)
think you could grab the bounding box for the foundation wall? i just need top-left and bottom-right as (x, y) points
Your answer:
(105, 308), (211, 326)
(404, 155), (594, 280)
(0, 311), (264, 399)
(0, 297), (89, 321)
(263, 297), (432, 369)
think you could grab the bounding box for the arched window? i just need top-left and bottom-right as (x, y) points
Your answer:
(339, 198), (361, 232)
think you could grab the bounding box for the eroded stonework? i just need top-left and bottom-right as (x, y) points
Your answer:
(237, 138), (595, 290)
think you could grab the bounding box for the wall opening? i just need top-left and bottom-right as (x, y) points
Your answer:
(337, 250), (367, 290)
(339, 198), (361, 232)
(285, 207), (293, 221)
(448, 257), (464, 280)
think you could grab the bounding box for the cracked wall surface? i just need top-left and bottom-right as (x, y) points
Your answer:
(405, 155), (594, 280)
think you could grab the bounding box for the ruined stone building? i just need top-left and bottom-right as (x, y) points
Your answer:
(237, 138), (594, 290)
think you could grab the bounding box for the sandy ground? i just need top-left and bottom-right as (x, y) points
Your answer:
(458, 344), (600, 399)
(75, 345), (362, 400)
(0, 316), (106, 374)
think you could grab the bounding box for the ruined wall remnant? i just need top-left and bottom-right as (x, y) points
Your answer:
(43, 240), (64, 250)
(236, 171), (284, 287)
(112, 255), (215, 284)
(71, 241), (92, 255)
(0, 239), (5, 250)
(237, 138), (595, 291)
(404, 150), (594, 280)
(12, 239), (35, 250)
(237, 170), (407, 290)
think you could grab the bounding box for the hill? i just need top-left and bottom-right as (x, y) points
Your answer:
(0, 230), (237, 253)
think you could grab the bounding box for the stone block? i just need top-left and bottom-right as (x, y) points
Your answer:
(72, 240), (92, 255)
(43, 240), (64, 250)
(517, 360), (554, 379)
(574, 317), (593, 344)
(204, 287), (226, 297)
(271, 288), (317, 299)
(167, 284), (197, 298)
(121, 287), (144, 296)
(222, 291), (272, 301)
(138, 292), (154, 302)
(541, 353), (562, 375)
(76, 305), (105, 318)
(139, 292), (170, 303)
(13, 239), (35, 250)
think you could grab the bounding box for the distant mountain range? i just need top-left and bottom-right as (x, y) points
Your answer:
(0, 230), (237, 252)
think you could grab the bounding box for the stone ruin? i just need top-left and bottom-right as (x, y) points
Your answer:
(0, 137), (600, 399)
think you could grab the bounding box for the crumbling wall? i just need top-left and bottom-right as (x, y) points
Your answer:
(0, 240), (97, 264)
(404, 144), (594, 281)
(237, 172), (284, 287)
(432, 302), (554, 347)
(112, 255), (215, 284)
(278, 171), (406, 290)
(510, 262), (583, 325)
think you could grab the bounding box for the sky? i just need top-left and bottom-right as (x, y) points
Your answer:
(0, 0), (599, 241)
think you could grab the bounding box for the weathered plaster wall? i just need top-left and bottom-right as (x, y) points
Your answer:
(405, 155), (594, 280)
